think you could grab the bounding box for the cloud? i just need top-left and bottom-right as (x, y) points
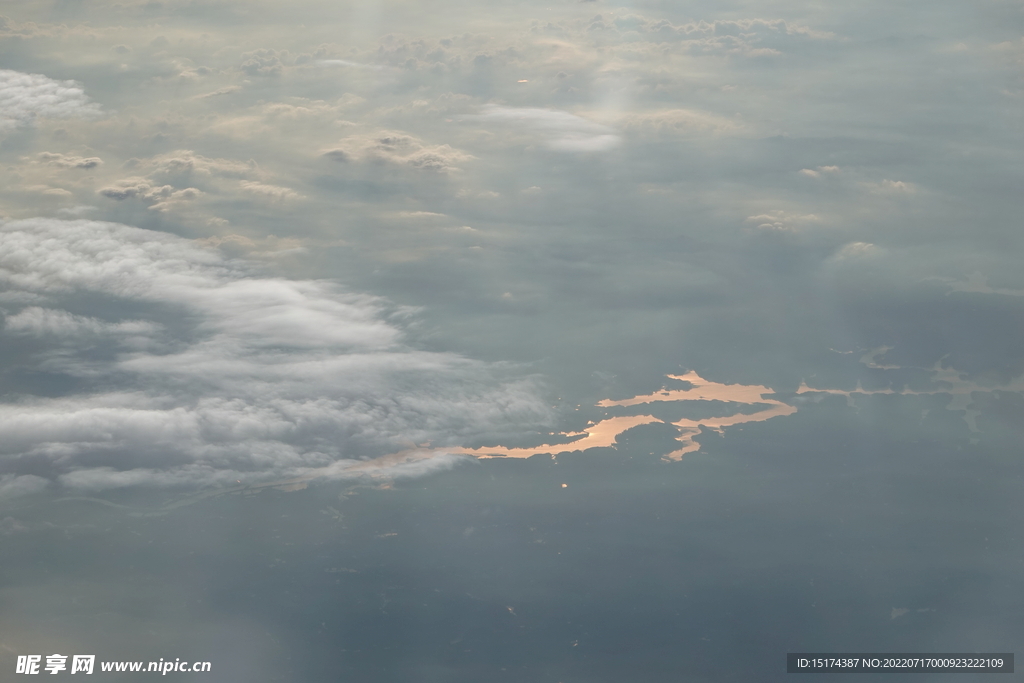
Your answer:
(833, 241), (880, 259)
(0, 219), (551, 492)
(97, 178), (153, 200)
(585, 15), (835, 55)
(38, 152), (103, 169)
(323, 131), (473, 172)
(0, 69), (102, 133)
(622, 109), (741, 136)
(239, 48), (287, 76)
(57, 205), (97, 217)
(0, 516), (29, 534)
(239, 180), (301, 201)
(194, 85), (242, 99)
(799, 165), (840, 178)
(4, 306), (160, 338)
(97, 177), (204, 210)
(464, 105), (621, 152)
(0, 474), (49, 501)
(314, 59), (386, 71)
(145, 150), (258, 178)
(744, 210), (821, 232)
(92, 151), (295, 217)
(936, 272), (1024, 297)
(873, 179), (916, 193)
(194, 234), (307, 259)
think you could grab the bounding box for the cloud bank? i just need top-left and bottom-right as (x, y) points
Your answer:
(0, 219), (551, 494)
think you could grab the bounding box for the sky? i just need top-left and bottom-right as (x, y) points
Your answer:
(1, 0), (1023, 681)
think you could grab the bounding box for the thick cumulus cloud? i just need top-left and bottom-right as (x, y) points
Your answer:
(0, 219), (551, 494)
(0, 69), (101, 133)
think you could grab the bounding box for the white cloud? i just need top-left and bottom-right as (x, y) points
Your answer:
(857, 179), (917, 195)
(799, 166), (840, 178)
(0, 219), (551, 492)
(0, 69), (102, 133)
(834, 241), (880, 259)
(4, 307), (160, 338)
(877, 179), (915, 193)
(744, 210), (821, 232)
(239, 180), (301, 201)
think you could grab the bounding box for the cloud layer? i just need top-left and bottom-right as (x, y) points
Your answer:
(0, 1), (1021, 485)
(0, 219), (551, 493)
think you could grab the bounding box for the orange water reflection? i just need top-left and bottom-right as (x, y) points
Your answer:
(456, 371), (797, 461)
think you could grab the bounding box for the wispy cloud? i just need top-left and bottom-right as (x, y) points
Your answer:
(314, 59), (386, 71)
(464, 105), (621, 152)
